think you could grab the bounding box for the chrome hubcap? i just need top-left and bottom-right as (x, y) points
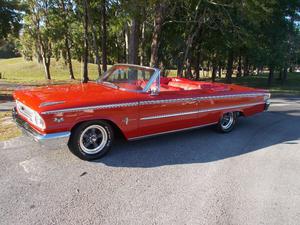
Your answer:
(79, 125), (108, 154)
(221, 112), (234, 130)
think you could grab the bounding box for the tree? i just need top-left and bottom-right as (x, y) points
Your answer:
(0, 0), (22, 41)
(59, 0), (75, 79)
(150, 1), (166, 68)
(82, 0), (89, 82)
(101, 0), (107, 72)
(22, 0), (56, 80)
(11, 0), (300, 84)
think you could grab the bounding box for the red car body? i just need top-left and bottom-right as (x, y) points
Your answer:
(12, 64), (270, 159)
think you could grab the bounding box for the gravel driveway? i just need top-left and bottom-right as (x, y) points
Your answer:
(0, 97), (300, 225)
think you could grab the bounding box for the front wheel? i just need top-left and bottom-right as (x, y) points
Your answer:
(68, 121), (114, 161)
(217, 112), (237, 133)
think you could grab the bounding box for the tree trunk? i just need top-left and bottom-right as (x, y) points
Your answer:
(124, 25), (129, 63)
(278, 68), (283, 80)
(82, 0), (89, 83)
(160, 62), (165, 77)
(128, 18), (139, 65)
(226, 51), (234, 84)
(150, 2), (165, 68)
(177, 58), (183, 77)
(237, 55), (242, 77)
(65, 38), (74, 79)
(194, 50), (200, 80)
(206, 61), (210, 77)
(268, 65), (274, 86)
(282, 67), (288, 84)
(183, 8), (206, 65)
(42, 55), (51, 80)
(243, 56), (249, 76)
(185, 58), (192, 79)
(218, 64), (222, 78)
(36, 49), (43, 64)
(86, 1), (101, 77)
(140, 21), (145, 66)
(61, 0), (74, 79)
(101, 0), (107, 72)
(212, 64), (217, 82)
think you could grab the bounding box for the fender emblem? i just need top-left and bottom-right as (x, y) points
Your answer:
(122, 117), (129, 125)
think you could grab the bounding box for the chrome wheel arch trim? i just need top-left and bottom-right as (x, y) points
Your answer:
(41, 93), (266, 115)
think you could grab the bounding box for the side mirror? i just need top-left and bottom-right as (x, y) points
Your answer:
(150, 86), (159, 96)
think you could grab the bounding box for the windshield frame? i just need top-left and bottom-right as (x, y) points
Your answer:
(97, 64), (161, 93)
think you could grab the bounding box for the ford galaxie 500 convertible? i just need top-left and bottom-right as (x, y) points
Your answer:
(13, 64), (271, 160)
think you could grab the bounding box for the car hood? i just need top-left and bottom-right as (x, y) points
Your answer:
(13, 82), (139, 113)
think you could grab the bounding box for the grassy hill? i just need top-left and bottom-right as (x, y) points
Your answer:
(0, 57), (300, 95)
(0, 57), (100, 84)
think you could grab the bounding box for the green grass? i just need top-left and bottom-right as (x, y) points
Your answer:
(0, 57), (100, 84)
(227, 73), (300, 95)
(0, 112), (21, 141)
(0, 58), (299, 95)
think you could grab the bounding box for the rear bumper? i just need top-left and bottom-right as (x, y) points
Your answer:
(12, 107), (70, 144)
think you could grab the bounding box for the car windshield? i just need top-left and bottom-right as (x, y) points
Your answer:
(98, 64), (157, 92)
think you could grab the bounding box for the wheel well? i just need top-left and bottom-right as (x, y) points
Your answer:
(70, 119), (126, 140)
(235, 111), (245, 117)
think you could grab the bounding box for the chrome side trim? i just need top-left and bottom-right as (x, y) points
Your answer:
(197, 102), (264, 113)
(141, 110), (199, 120)
(41, 93), (265, 115)
(128, 122), (218, 141)
(140, 93), (265, 105)
(41, 102), (139, 115)
(140, 102), (264, 121)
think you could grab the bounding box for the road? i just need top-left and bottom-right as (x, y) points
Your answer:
(0, 97), (300, 225)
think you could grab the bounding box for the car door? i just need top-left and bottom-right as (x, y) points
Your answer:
(137, 90), (200, 137)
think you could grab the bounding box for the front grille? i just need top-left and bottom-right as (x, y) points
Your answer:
(16, 101), (34, 122)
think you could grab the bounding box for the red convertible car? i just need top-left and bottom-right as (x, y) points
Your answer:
(13, 64), (270, 160)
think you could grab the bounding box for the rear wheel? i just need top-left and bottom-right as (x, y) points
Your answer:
(217, 112), (237, 133)
(68, 121), (114, 161)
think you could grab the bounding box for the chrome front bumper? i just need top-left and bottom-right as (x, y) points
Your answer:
(264, 99), (271, 111)
(12, 107), (70, 144)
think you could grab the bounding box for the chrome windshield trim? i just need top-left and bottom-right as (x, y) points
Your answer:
(98, 64), (160, 93)
(142, 68), (160, 93)
(140, 102), (264, 121)
(41, 93), (265, 115)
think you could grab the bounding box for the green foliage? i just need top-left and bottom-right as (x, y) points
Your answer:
(0, 38), (21, 58)
(0, 0), (22, 40)
(8, 0), (300, 86)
